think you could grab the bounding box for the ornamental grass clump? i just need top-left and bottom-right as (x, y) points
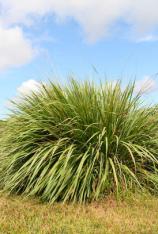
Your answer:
(1, 79), (158, 203)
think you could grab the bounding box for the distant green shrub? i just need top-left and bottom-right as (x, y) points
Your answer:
(1, 79), (158, 203)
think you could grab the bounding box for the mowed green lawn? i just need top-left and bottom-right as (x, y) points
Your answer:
(0, 194), (158, 234)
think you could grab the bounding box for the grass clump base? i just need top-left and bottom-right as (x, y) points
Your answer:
(1, 79), (158, 203)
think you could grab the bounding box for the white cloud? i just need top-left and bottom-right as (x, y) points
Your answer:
(0, 26), (35, 70)
(0, 0), (158, 72)
(5, 79), (42, 109)
(135, 76), (157, 94)
(1, 1), (158, 42)
(136, 35), (158, 43)
(17, 79), (42, 95)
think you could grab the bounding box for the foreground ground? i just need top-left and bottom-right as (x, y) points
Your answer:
(0, 193), (158, 234)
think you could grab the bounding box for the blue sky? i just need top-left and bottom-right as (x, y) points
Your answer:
(0, 1), (158, 118)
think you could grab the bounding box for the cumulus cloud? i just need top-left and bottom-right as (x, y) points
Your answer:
(135, 76), (157, 94)
(0, 26), (35, 70)
(5, 79), (42, 109)
(136, 35), (158, 43)
(17, 79), (42, 95)
(0, 0), (158, 71)
(0, 1), (158, 42)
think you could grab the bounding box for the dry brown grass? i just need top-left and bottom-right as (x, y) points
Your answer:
(0, 193), (158, 234)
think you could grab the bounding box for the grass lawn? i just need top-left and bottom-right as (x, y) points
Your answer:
(0, 194), (158, 234)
